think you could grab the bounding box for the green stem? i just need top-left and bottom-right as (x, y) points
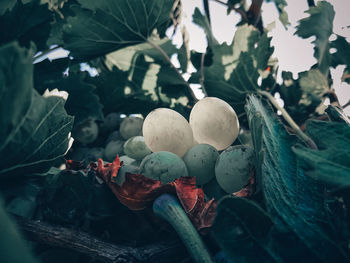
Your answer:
(147, 40), (198, 103)
(153, 194), (214, 263)
(257, 90), (318, 149)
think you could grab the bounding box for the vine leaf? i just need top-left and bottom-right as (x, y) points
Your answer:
(0, 42), (73, 178)
(0, 0), (53, 50)
(191, 23), (274, 114)
(295, 1), (335, 75)
(293, 120), (350, 186)
(245, 94), (349, 262)
(331, 36), (350, 84)
(0, 197), (39, 263)
(212, 196), (282, 263)
(58, 0), (176, 60)
(266, 0), (290, 28)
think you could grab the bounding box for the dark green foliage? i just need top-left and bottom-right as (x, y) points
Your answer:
(293, 120), (350, 186)
(0, 197), (39, 263)
(246, 94), (349, 262)
(0, 42), (73, 178)
(295, 1), (335, 75)
(58, 0), (176, 60)
(0, 0), (53, 50)
(212, 196), (282, 263)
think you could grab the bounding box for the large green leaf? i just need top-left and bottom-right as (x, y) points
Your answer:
(58, 0), (176, 60)
(0, 0), (53, 50)
(0, 197), (39, 263)
(295, 1), (335, 75)
(0, 42), (73, 178)
(293, 120), (350, 186)
(331, 36), (350, 84)
(191, 24), (274, 114)
(245, 95), (349, 262)
(212, 196), (282, 263)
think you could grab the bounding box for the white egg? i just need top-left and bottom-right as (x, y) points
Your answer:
(143, 108), (194, 157)
(189, 97), (239, 150)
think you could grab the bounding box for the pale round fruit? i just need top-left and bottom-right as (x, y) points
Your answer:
(123, 136), (152, 160)
(143, 108), (194, 157)
(120, 117), (143, 140)
(215, 145), (254, 193)
(183, 144), (219, 185)
(189, 97), (239, 151)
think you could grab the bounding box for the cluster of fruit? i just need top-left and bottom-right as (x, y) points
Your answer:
(68, 97), (255, 195)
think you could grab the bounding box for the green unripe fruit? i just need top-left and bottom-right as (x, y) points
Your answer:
(120, 117), (143, 140)
(139, 151), (188, 184)
(100, 112), (122, 134)
(123, 136), (152, 160)
(86, 147), (104, 162)
(215, 145), (254, 193)
(119, 155), (136, 166)
(114, 164), (139, 186)
(183, 144), (219, 185)
(73, 119), (99, 145)
(104, 140), (125, 162)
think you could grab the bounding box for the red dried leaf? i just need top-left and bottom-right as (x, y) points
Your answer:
(173, 177), (199, 212)
(92, 157), (217, 230)
(174, 177), (216, 231)
(109, 172), (175, 210)
(233, 169), (255, 198)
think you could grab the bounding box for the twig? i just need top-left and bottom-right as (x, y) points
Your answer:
(307, 0), (316, 7)
(210, 0), (248, 21)
(147, 40), (198, 103)
(203, 0), (211, 24)
(200, 52), (208, 97)
(247, 0), (264, 32)
(257, 90), (318, 149)
(15, 216), (187, 263)
(343, 100), (350, 109)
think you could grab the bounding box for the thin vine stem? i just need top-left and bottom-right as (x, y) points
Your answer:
(210, 0), (248, 21)
(258, 90), (318, 149)
(147, 39), (198, 103)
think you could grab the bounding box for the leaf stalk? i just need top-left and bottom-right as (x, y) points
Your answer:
(257, 90), (318, 149)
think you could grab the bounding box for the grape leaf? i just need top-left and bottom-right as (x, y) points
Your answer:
(293, 120), (350, 186)
(0, 0), (53, 50)
(192, 8), (218, 47)
(212, 196), (282, 263)
(331, 36), (350, 84)
(58, 0), (176, 60)
(245, 95), (349, 262)
(191, 24), (274, 114)
(298, 69), (329, 107)
(266, 0), (290, 28)
(0, 197), (39, 263)
(0, 42), (73, 178)
(295, 1), (335, 75)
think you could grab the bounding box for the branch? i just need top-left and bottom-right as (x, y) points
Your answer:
(15, 216), (187, 263)
(258, 90), (318, 149)
(307, 0), (316, 7)
(203, 0), (211, 24)
(247, 0), (264, 32)
(200, 52), (208, 97)
(210, 0), (247, 21)
(147, 40), (198, 103)
(342, 100), (350, 109)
